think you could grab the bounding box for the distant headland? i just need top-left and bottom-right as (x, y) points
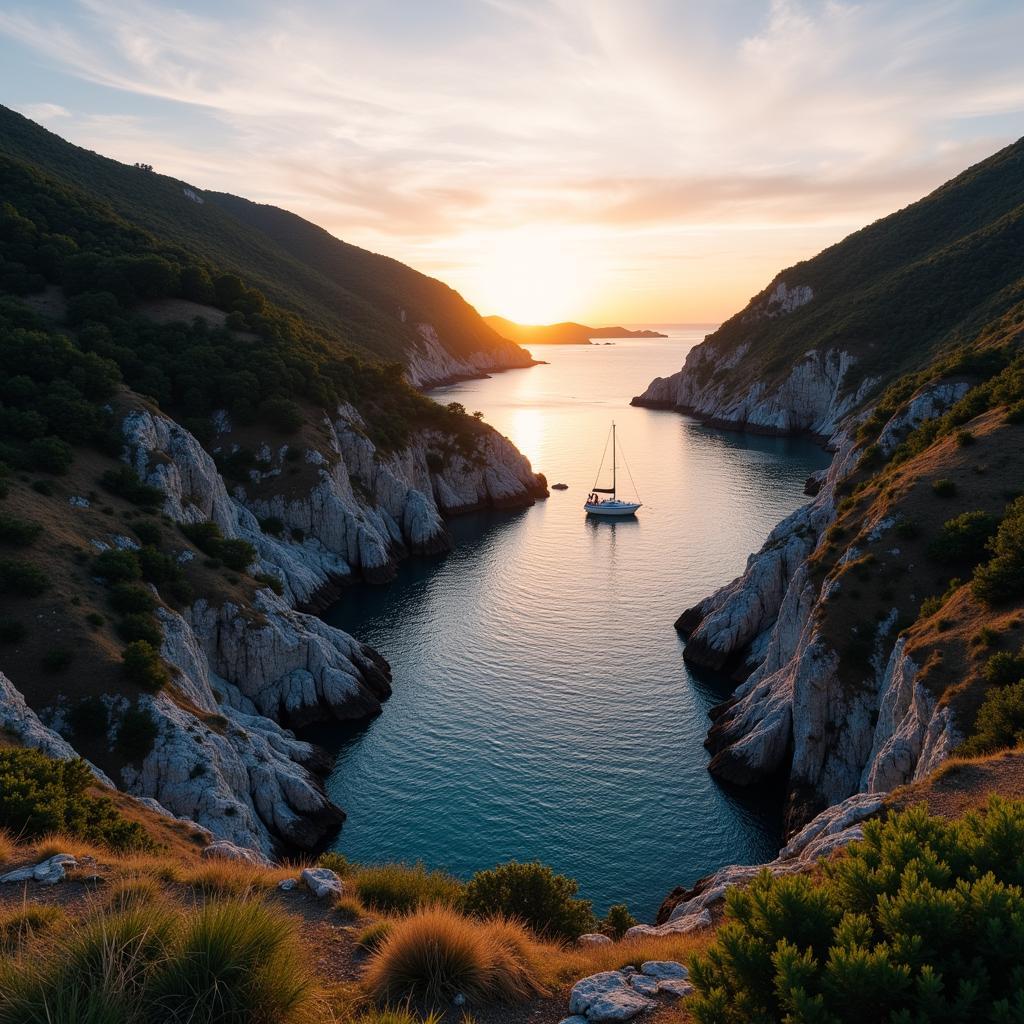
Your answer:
(485, 315), (668, 345)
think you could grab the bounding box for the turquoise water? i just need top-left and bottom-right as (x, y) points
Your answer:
(317, 328), (830, 918)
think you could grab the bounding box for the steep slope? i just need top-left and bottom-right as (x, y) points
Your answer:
(0, 104), (533, 384)
(634, 136), (1024, 436)
(485, 314), (667, 344)
(633, 139), (1024, 848)
(0, 123), (546, 857)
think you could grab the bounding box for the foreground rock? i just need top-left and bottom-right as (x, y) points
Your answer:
(300, 866), (344, 899)
(0, 854), (77, 885)
(569, 971), (657, 1022)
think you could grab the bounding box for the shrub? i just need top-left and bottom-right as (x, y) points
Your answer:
(356, 920), (393, 953)
(115, 705), (160, 761)
(30, 479), (53, 496)
(0, 512), (42, 545)
(117, 612), (163, 647)
(133, 519), (162, 547)
(100, 467), (164, 506)
(94, 548), (142, 583)
(260, 395), (304, 433)
(955, 428), (976, 446)
(972, 626), (999, 647)
(931, 477), (957, 497)
(354, 863), (465, 914)
(973, 496), (1024, 605)
(0, 904), (65, 954)
(959, 682), (1024, 756)
(69, 695), (109, 737)
(893, 517), (921, 540)
(0, 617), (26, 642)
(984, 648), (1024, 686)
(0, 558), (50, 595)
(318, 851), (352, 876)
(688, 798), (1024, 1024)
(181, 520), (255, 572)
(600, 904), (637, 940)
(122, 641), (169, 691)
(363, 906), (545, 1006)
(28, 435), (73, 474)
(109, 582), (157, 615)
(253, 572), (283, 595)
(144, 899), (318, 1023)
(0, 748), (151, 850)
(926, 510), (997, 564)
(464, 861), (596, 941)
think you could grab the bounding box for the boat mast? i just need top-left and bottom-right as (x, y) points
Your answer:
(612, 422), (616, 499)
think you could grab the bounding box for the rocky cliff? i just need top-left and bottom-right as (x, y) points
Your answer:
(0, 397), (545, 858)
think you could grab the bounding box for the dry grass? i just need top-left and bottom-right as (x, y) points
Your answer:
(539, 930), (715, 988)
(0, 831), (15, 866)
(363, 906), (548, 1007)
(177, 859), (292, 897)
(0, 902), (66, 953)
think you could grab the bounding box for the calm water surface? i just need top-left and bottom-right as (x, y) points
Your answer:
(318, 327), (830, 917)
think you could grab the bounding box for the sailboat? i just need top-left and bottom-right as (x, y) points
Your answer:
(584, 422), (642, 517)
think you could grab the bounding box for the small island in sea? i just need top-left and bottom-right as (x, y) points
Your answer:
(485, 314), (668, 345)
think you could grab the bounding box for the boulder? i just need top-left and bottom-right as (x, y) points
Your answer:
(577, 933), (613, 946)
(0, 854), (77, 885)
(640, 961), (688, 980)
(658, 979), (695, 997)
(569, 971), (657, 1021)
(628, 976), (659, 997)
(301, 866), (344, 899)
(278, 877), (298, 891)
(201, 840), (270, 866)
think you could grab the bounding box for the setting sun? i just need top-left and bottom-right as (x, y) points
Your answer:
(448, 230), (602, 325)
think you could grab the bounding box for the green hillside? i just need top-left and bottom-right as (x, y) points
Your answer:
(0, 104), (523, 368)
(704, 136), (1024, 392)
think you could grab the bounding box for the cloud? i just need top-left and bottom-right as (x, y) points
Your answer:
(1, 0), (1021, 319)
(20, 101), (70, 121)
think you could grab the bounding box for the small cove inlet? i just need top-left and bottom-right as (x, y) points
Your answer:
(311, 328), (831, 918)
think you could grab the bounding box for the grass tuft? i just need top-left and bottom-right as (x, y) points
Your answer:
(353, 863), (465, 915)
(363, 906), (547, 1007)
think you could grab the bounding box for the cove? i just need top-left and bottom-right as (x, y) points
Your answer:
(314, 328), (831, 918)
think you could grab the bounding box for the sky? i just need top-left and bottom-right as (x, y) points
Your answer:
(1, 1), (1023, 325)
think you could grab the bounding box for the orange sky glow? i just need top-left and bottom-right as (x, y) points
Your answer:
(3, 2), (1023, 324)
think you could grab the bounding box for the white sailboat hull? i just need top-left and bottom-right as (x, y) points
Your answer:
(584, 500), (641, 517)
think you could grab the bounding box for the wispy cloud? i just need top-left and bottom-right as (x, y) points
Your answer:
(1, 0), (1021, 321)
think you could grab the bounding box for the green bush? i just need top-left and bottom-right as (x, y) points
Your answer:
(257, 515), (284, 536)
(955, 428), (976, 446)
(108, 582), (157, 615)
(960, 682), (1024, 756)
(117, 612), (163, 647)
(121, 640), (169, 692)
(68, 696), (109, 737)
(0, 512), (42, 545)
(689, 798), (1024, 1024)
(28, 435), (73, 474)
(464, 861), (596, 941)
(181, 521), (255, 572)
(600, 903), (637, 940)
(132, 519), (162, 547)
(0, 748), (151, 850)
(100, 467), (164, 507)
(926, 510), (997, 564)
(0, 557), (49, 595)
(984, 648), (1024, 686)
(94, 548), (142, 583)
(931, 478), (958, 497)
(973, 497), (1024, 605)
(115, 705), (159, 761)
(260, 396), (304, 433)
(354, 863), (465, 915)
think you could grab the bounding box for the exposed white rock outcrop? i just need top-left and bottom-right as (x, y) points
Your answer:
(0, 672), (113, 786)
(405, 322), (535, 389)
(637, 793), (883, 937)
(635, 342), (875, 439)
(674, 377), (972, 829)
(0, 853), (78, 885)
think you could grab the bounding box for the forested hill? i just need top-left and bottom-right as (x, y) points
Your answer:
(0, 104), (528, 373)
(670, 135), (1024, 402)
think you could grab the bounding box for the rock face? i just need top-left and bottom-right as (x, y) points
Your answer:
(0, 399), (545, 859)
(405, 322), (536, 388)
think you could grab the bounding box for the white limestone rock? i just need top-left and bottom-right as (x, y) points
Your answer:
(0, 854), (77, 885)
(569, 972), (656, 1021)
(628, 976), (659, 997)
(301, 866), (344, 899)
(578, 933), (613, 946)
(640, 962), (688, 980)
(202, 840), (271, 866)
(657, 979), (695, 998)
(404, 322), (534, 389)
